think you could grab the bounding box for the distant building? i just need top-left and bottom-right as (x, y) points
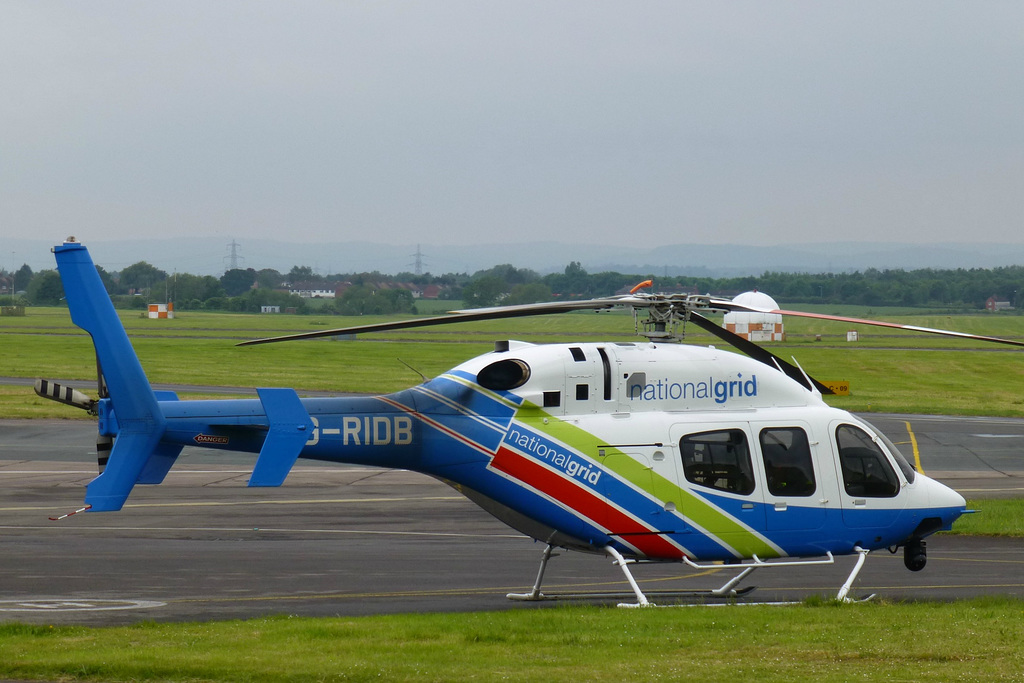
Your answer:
(289, 282), (344, 299)
(419, 284), (442, 299)
(724, 291), (784, 342)
(986, 296), (1013, 312)
(333, 281), (445, 299)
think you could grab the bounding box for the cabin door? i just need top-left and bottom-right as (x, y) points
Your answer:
(750, 421), (828, 531)
(828, 421), (906, 529)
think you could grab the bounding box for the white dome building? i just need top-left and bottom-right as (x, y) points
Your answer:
(724, 291), (784, 342)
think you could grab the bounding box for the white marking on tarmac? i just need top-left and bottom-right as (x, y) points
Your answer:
(0, 599), (166, 612)
(0, 525), (525, 539)
(0, 495), (465, 512)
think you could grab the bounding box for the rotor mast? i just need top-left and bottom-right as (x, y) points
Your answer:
(630, 293), (726, 342)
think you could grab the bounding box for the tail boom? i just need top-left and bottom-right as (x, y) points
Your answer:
(52, 239), (420, 510)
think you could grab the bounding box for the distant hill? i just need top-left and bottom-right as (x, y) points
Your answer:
(8, 237), (1024, 278)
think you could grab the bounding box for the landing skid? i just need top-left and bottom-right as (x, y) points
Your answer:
(507, 544), (874, 607)
(507, 585), (758, 603)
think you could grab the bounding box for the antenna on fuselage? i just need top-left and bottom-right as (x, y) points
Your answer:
(397, 358), (428, 383)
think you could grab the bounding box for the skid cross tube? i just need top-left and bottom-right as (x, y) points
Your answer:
(682, 552), (837, 596)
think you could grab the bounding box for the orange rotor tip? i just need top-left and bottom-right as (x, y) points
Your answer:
(629, 280), (653, 295)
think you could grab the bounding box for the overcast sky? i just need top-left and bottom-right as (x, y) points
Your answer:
(2, 2), (1022, 254)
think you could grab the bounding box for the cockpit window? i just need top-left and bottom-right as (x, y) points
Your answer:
(863, 420), (917, 484)
(759, 427), (816, 497)
(835, 424), (899, 498)
(680, 429), (755, 495)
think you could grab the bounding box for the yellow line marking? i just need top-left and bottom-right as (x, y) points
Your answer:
(904, 420), (925, 475)
(121, 496), (464, 510)
(167, 570), (729, 605)
(0, 524), (524, 539)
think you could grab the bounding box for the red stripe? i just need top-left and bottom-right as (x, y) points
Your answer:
(491, 446), (683, 559)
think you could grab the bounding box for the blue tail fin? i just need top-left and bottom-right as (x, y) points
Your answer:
(53, 238), (174, 511)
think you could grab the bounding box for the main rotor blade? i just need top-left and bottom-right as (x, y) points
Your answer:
(240, 290), (1024, 352)
(238, 298), (622, 346)
(687, 312), (833, 394)
(719, 303), (1024, 349)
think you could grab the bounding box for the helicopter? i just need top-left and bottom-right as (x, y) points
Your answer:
(38, 237), (1024, 606)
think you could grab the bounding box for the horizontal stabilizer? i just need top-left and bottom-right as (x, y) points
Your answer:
(249, 388), (314, 487)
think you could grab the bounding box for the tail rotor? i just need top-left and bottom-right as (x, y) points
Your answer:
(95, 360), (111, 473)
(34, 355), (113, 474)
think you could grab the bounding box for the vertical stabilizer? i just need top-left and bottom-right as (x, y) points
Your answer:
(53, 238), (168, 511)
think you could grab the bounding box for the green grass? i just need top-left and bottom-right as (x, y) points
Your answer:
(4, 305), (1024, 417)
(2, 600), (1023, 682)
(948, 499), (1024, 536)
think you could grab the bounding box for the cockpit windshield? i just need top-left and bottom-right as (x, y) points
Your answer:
(861, 419), (917, 484)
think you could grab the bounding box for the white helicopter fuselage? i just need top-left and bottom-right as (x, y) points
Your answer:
(430, 339), (965, 564)
(144, 339), (963, 565)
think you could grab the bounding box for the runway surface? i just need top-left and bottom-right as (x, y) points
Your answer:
(1, 414), (1022, 626)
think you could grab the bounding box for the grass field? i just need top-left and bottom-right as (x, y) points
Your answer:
(950, 498), (1024, 536)
(3, 304), (1024, 417)
(2, 599), (1023, 682)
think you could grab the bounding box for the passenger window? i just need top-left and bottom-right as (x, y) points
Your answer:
(680, 429), (755, 495)
(835, 424), (899, 498)
(760, 427), (816, 497)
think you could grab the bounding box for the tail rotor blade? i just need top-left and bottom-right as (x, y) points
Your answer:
(97, 434), (113, 474)
(34, 379), (97, 413)
(96, 354), (109, 399)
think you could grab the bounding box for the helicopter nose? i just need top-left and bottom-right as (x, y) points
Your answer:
(916, 475), (968, 536)
(925, 476), (967, 511)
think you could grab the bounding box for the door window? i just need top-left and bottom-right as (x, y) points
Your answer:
(759, 427), (815, 497)
(680, 429), (755, 495)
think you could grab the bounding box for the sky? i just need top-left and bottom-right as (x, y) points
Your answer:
(2, 2), (1022, 258)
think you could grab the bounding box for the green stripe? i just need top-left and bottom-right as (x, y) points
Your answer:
(514, 403), (779, 559)
(442, 373), (521, 410)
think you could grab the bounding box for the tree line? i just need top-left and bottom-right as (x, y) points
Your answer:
(460, 261), (1024, 310)
(3, 259), (1023, 314)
